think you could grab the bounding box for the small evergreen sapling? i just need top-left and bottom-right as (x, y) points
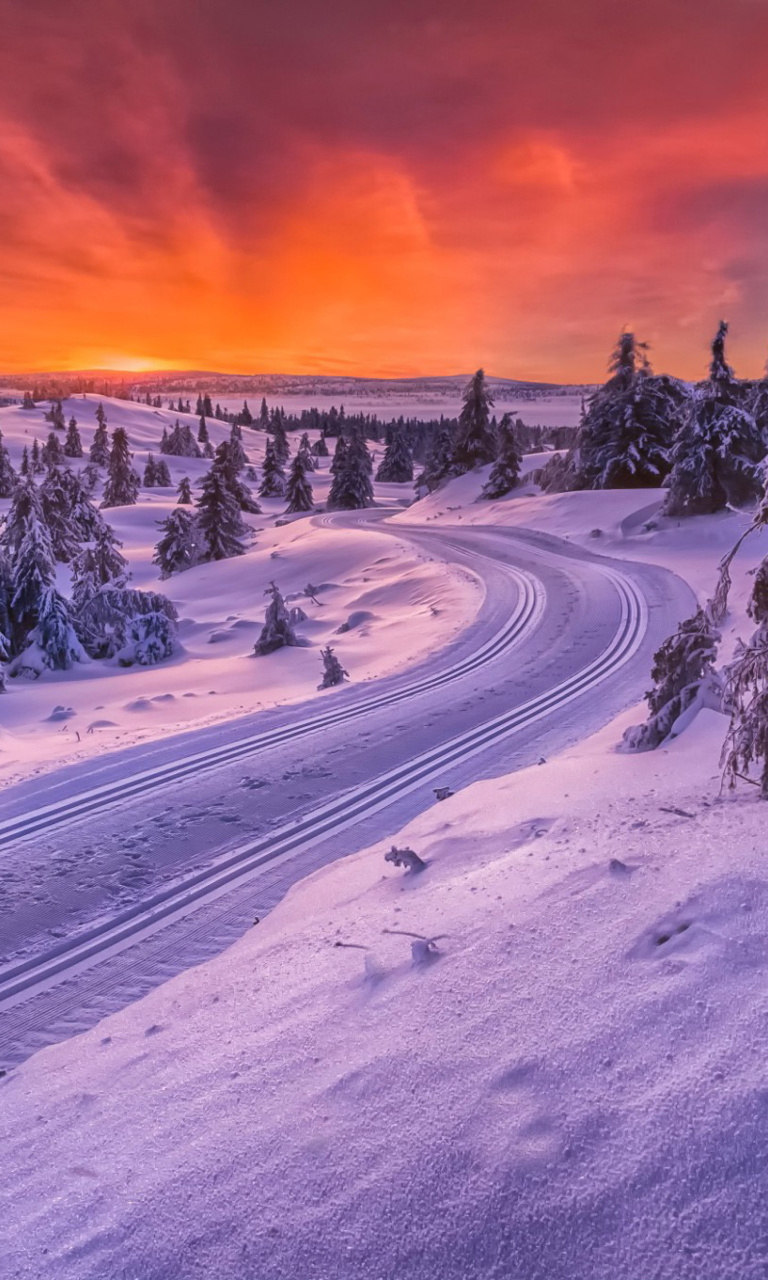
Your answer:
(253, 581), (298, 655)
(318, 645), (348, 688)
(622, 608), (721, 751)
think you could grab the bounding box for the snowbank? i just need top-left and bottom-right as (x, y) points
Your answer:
(4, 701), (768, 1279)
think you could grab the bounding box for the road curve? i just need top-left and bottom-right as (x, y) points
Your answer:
(0, 512), (694, 1068)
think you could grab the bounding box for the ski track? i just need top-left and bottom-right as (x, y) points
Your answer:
(0, 511), (693, 1066)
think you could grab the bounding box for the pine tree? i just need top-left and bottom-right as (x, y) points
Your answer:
(21, 390), (35, 410)
(213, 441), (261, 512)
(153, 508), (200, 577)
(665, 322), (765, 516)
(272, 415), (290, 465)
(253, 582), (298, 654)
(0, 429), (16, 498)
(330, 433), (347, 476)
(311, 432), (329, 458)
(328, 430), (373, 509)
(721, 558), (768, 796)
(154, 458), (172, 486)
(10, 501), (55, 650)
(92, 520), (128, 585)
(75, 584), (177, 663)
(81, 462), (100, 493)
(240, 400), (253, 427)
(102, 427), (140, 507)
(41, 431), (65, 470)
(375, 426), (413, 482)
(623, 609), (720, 751)
(196, 465), (247, 561)
(285, 452), (314, 513)
(31, 438), (43, 473)
(198, 415), (210, 445)
(63, 417), (83, 457)
(144, 454), (158, 486)
(229, 421), (247, 472)
(177, 475), (193, 504)
(40, 466), (81, 563)
(452, 369), (496, 473)
(90, 409), (110, 466)
(0, 548), (12, 676)
(45, 399), (66, 431)
(196, 394), (204, 416)
(298, 432), (316, 471)
(161, 419), (202, 458)
(318, 645), (348, 688)
(203, 394), (213, 418)
(259, 439), (286, 497)
(416, 427), (455, 494)
(9, 586), (86, 677)
(259, 397), (269, 429)
(2, 475), (43, 559)
(19, 447), (30, 477)
(481, 414), (521, 498)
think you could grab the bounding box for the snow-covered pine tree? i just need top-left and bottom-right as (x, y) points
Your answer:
(284, 452), (314, 513)
(330, 433), (347, 476)
(451, 369), (496, 473)
(41, 431), (65, 470)
(19, 447), (30, 477)
(92, 519), (128, 584)
(154, 458), (172, 486)
(481, 413), (521, 498)
(318, 645), (348, 688)
(622, 608), (721, 751)
(9, 586), (87, 677)
(31, 438), (44, 473)
(2, 474), (43, 558)
(664, 322), (765, 516)
(143, 454), (159, 486)
(81, 461), (100, 493)
(90, 409), (110, 466)
(40, 466), (81, 562)
(229, 422), (247, 472)
(21, 390), (35, 410)
(64, 417), (83, 457)
(9, 496), (56, 650)
(416, 426), (455, 494)
(750, 357), (768, 446)
(253, 581), (298, 654)
(102, 427), (140, 507)
(298, 432), (316, 471)
(196, 464), (247, 561)
(721, 556), (768, 795)
(259, 438), (286, 497)
(0, 548), (13, 671)
(45, 400), (66, 431)
(312, 432), (329, 457)
(271, 415), (290, 465)
(162, 420), (202, 458)
(328, 429), (373, 509)
(375, 425), (413, 482)
(213, 440), (261, 512)
(76, 583), (178, 663)
(177, 475), (193, 504)
(0, 429), (16, 498)
(198, 415), (210, 446)
(153, 508), (200, 577)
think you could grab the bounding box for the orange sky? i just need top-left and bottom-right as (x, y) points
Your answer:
(2, 0), (768, 382)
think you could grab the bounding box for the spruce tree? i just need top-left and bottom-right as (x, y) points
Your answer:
(330, 433), (347, 476)
(375, 425), (413, 482)
(318, 645), (348, 688)
(19, 447), (30, 477)
(328, 430), (373, 509)
(229, 421), (247, 472)
(41, 431), (65, 469)
(10, 500), (55, 649)
(253, 582), (298, 654)
(481, 414), (521, 498)
(102, 427), (140, 508)
(9, 586), (86, 677)
(92, 520), (128, 585)
(272, 415), (290, 465)
(311, 432), (330, 458)
(153, 509), (200, 577)
(196, 465), (247, 561)
(198, 415), (210, 445)
(144, 454), (159, 486)
(0, 429), (16, 498)
(154, 458), (172, 486)
(213, 440), (261, 512)
(298, 432), (316, 471)
(259, 439), (286, 497)
(64, 417), (83, 457)
(177, 475), (193, 504)
(40, 466), (81, 563)
(90, 410), (110, 466)
(416, 427), (455, 494)
(452, 369), (496, 473)
(623, 609), (720, 751)
(0, 548), (12, 674)
(31, 438), (43, 473)
(203, 394), (213, 418)
(285, 452), (314, 513)
(722, 558), (768, 796)
(665, 322), (765, 516)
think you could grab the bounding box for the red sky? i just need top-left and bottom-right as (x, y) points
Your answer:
(2, 0), (768, 381)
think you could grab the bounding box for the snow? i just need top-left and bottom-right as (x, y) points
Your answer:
(4, 701), (768, 1279)
(0, 396), (480, 785)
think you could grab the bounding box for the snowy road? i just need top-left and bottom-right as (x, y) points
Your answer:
(0, 512), (694, 1067)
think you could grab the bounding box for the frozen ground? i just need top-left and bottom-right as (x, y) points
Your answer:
(0, 396), (480, 784)
(3, 701), (766, 1279)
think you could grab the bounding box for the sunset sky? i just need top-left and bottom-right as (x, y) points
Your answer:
(2, 0), (768, 381)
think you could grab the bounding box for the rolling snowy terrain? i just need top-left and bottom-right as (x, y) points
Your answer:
(2, 389), (767, 1280)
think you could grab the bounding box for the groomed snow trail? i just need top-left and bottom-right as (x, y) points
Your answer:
(0, 512), (694, 1066)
